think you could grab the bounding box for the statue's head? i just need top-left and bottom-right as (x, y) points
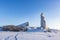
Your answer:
(41, 12), (43, 16)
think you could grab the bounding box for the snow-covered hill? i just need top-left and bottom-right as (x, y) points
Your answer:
(0, 29), (60, 40)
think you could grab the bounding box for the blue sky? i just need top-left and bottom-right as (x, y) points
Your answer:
(0, 0), (60, 29)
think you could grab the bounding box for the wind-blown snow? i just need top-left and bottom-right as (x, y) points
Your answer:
(0, 30), (60, 40)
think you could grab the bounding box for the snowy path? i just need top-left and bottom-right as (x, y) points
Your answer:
(0, 32), (60, 40)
